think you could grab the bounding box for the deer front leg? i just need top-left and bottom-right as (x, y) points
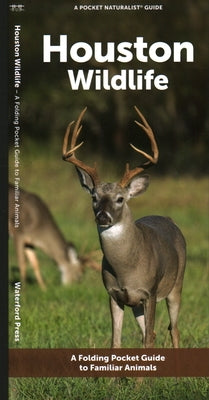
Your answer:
(14, 236), (27, 284)
(133, 304), (145, 345)
(144, 295), (157, 348)
(24, 246), (46, 290)
(109, 296), (124, 348)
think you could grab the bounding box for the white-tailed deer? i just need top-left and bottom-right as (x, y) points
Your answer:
(62, 107), (186, 348)
(9, 184), (83, 289)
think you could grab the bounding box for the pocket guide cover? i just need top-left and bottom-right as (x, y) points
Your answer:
(8, 0), (209, 398)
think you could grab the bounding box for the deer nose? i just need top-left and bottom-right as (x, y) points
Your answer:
(95, 210), (113, 227)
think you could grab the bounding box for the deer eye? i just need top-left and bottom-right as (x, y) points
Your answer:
(116, 196), (124, 204)
(92, 194), (98, 203)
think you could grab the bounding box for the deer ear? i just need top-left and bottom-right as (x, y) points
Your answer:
(76, 167), (95, 194)
(127, 175), (149, 198)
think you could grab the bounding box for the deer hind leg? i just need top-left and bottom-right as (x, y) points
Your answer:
(24, 245), (46, 290)
(110, 296), (124, 348)
(166, 291), (181, 348)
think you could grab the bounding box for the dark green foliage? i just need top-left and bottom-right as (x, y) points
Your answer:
(8, 0), (209, 172)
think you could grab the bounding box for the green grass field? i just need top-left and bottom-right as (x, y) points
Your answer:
(9, 144), (209, 399)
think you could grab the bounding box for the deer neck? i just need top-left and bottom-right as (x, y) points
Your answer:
(97, 205), (141, 266)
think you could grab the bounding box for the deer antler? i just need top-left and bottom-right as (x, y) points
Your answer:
(119, 106), (159, 188)
(62, 107), (100, 186)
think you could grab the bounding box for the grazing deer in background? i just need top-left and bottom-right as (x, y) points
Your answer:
(62, 106), (186, 348)
(9, 184), (84, 289)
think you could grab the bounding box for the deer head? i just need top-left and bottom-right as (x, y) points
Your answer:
(62, 106), (159, 229)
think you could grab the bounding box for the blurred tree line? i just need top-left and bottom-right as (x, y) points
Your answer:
(9, 0), (209, 174)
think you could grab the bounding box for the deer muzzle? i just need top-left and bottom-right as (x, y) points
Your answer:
(95, 210), (113, 227)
